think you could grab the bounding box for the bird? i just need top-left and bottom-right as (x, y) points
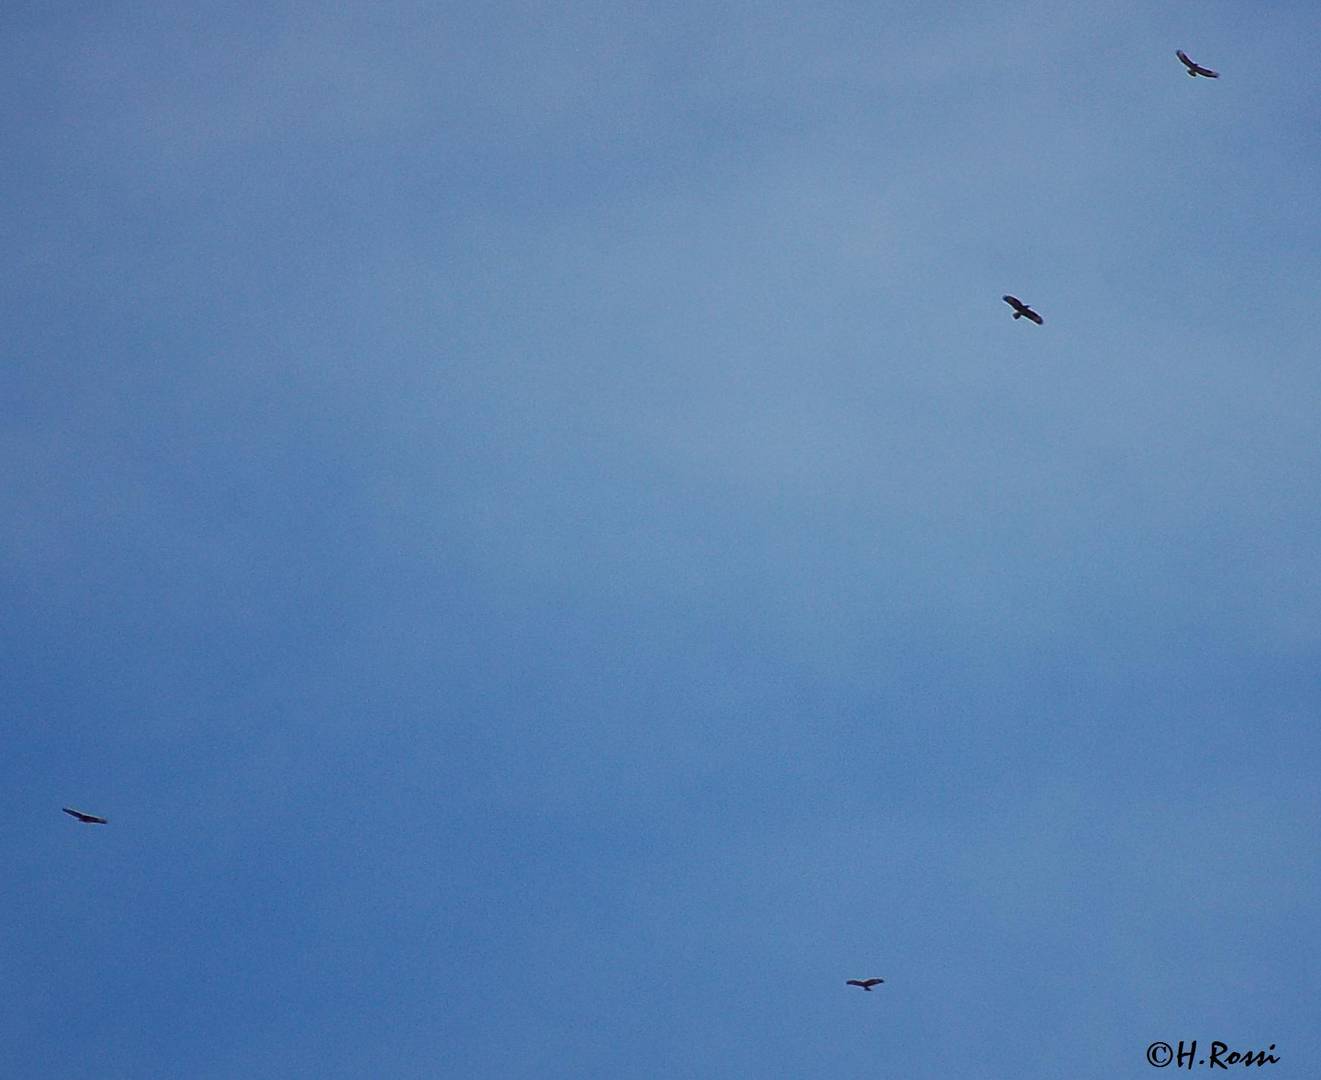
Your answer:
(1176, 50), (1219, 78)
(846, 978), (885, 991)
(62, 807), (108, 825)
(1002, 295), (1044, 325)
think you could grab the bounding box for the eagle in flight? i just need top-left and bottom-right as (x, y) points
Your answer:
(1176, 50), (1219, 78)
(846, 978), (885, 991)
(63, 807), (108, 825)
(1003, 295), (1044, 325)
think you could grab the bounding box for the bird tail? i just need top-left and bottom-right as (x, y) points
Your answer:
(1012, 312), (1022, 319)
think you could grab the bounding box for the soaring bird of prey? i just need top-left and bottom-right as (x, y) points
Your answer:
(62, 807), (108, 825)
(1176, 50), (1219, 78)
(1003, 295), (1044, 325)
(846, 978), (885, 991)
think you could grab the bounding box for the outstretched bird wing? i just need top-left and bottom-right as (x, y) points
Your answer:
(1022, 307), (1043, 325)
(63, 807), (108, 824)
(1176, 50), (1196, 70)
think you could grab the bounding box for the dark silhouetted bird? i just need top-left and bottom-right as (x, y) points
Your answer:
(62, 807), (108, 825)
(846, 978), (885, 991)
(1003, 295), (1044, 324)
(1177, 50), (1219, 78)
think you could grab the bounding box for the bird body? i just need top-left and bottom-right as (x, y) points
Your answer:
(1177, 50), (1219, 78)
(846, 978), (885, 991)
(62, 807), (108, 824)
(1002, 295), (1044, 325)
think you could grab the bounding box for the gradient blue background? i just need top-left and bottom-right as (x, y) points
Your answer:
(4, 2), (1319, 1076)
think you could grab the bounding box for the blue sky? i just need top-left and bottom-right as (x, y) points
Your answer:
(4, 2), (1320, 1076)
